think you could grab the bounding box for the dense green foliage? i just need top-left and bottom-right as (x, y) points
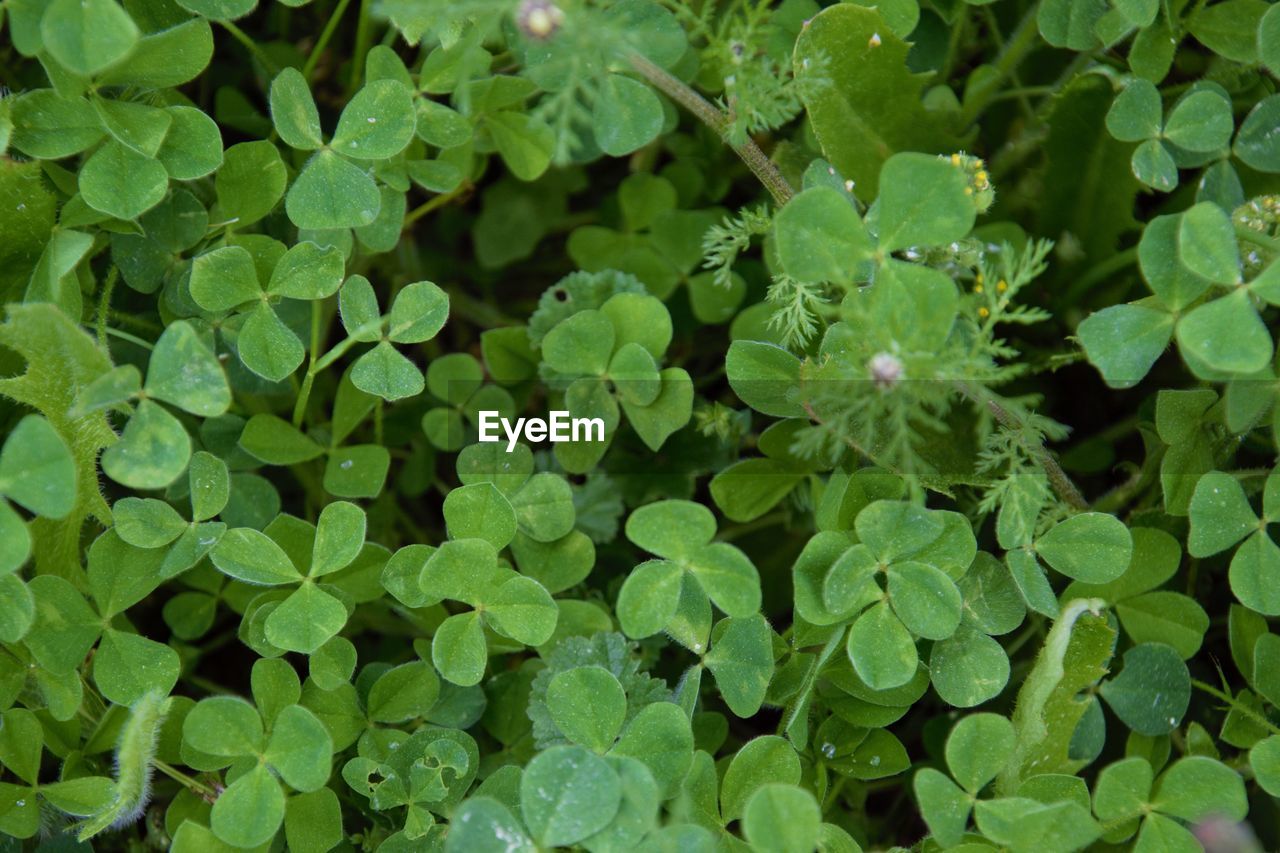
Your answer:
(1, 0), (1280, 849)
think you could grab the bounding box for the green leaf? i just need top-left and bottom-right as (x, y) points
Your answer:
(211, 763), (285, 848)
(1105, 79), (1162, 142)
(946, 712), (1015, 793)
(1178, 202), (1241, 285)
(1176, 290), (1272, 374)
(0, 415), (76, 519)
(1035, 513), (1133, 583)
(351, 341), (424, 400)
(41, 0), (139, 77)
(795, 4), (961, 200)
(183, 696), (264, 757)
(79, 141), (168, 220)
(264, 584), (347, 653)
(145, 321), (231, 417)
(176, 0), (257, 21)
(543, 310), (615, 376)
(487, 576), (558, 645)
(520, 745), (621, 847)
(720, 735), (801, 822)
(286, 150), (381, 230)
(704, 615), (774, 717)
(270, 67), (323, 150)
(446, 798), (535, 853)
(774, 186), (871, 286)
(1229, 531), (1280, 615)
(310, 501), (365, 577)
(388, 280), (449, 343)
(725, 340), (805, 418)
(264, 704), (332, 791)
(487, 112), (554, 181)
(239, 414), (325, 465)
(97, 19), (213, 89)
(211, 527), (302, 585)
(332, 80), (417, 159)
(367, 660), (439, 723)
(1151, 756), (1247, 821)
(887, 561), (962, 640)
(548, 666), (627, 752)
(190, 246), (262, 313)
(617, 560), (683, 639)
(1038, 0), (1105, 48)
(216, 141), (287, 227)
(593, 73), (664, 157)
(267, 241), (345, 300)
(1233, 94), (1280, 173)
(100, 399), (191, 490)
(1130, 138), (1179, 191)
(156, 105), (224, 180)
(432, 611), (488, 686)
(94, 98), (172, 157)
(875, 153), (976, 251)
(444, 483), (517, 550)
(238, 302), (306, 382)
(847, 601), (917, 690)
(929, 626), (1010, 708)
(93, 629), (180, 705)
(1099, 642), (1190, 735)
(1162, 90), (1233, 152)
(742, 784), (821, 853)
(1188, 471), (1257, 556)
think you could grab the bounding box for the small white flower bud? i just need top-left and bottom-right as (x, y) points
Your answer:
(869, 352), (903, 390)
(517, 0), (564, 40)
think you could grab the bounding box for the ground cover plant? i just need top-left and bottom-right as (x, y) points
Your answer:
(1, 0), (1280, 849)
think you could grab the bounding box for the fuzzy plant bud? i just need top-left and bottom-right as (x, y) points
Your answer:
(868, 351), (903, 390)
(517, 0), (565, 40)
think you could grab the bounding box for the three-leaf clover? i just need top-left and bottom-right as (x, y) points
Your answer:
(189, 239), (345, 382)
(414, 538), (558, 685)
(1106, 79), (1235, 190)
(111, 450), (230, 577)
(1081, 203), (1278, 386)
(336, 274), (450, 400)
(1188, 467), (1280, 615)
(270, 67), (417, 229)
(616, 500), (762, 650)
(182, 695), (334, 848)
(1093, 756), (1247, 848)
(537, 291), (693, 471)
(209, 502), (367, 653)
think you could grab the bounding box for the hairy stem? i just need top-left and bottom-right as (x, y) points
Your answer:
(956, 382), (1089, 509)
(628, 53), (795, 206)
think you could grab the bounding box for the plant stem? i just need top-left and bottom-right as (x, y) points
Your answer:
(220, 21), (279, 75)
(1236, 224), (1280, 255)
(303, 0), (354, 80)
(348, 0), (375, 93)
(95, 267), (118, 353)
(628, 53), (795, 206)
(959, 1), (1043, 126)
(955, 382), (1089, 509)
(104, 326), (155, 351)
(293, 301), (326, 427)
(153, 759), (218, 799)
(405, 182), (471, 226)
(1191, 679), (1280, 736)
(1062, 246), (1140, 303)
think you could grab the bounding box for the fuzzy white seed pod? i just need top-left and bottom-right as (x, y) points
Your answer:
(517, 0), (565, 40)
(868, 352), (903, 390)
